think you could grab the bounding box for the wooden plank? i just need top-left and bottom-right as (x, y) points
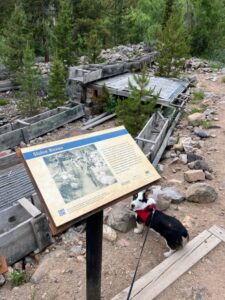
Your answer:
(84, 112), (109, 125)
(27, 105), (84, 139)
(209, 225), (225, 242)
(18, 197), (41, 218)
(81, 113), (116, 130)
(0, 124), (12, 135)
(0, 152), (20, 170)
(134, 235), (221, 300)
(16, 119), (30, 126)
(135, 137), (156, 144)
(112, 230), (213, 300)
(0, 129), (24, 151)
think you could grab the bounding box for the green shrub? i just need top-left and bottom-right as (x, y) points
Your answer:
(200, 119), (212, 129)
(0, 98), (9, 106)
(105, 95), (117, 113)
(192, 90), (204, 103)
(10, 270), (26, 287)
(190, 107), (205, 114)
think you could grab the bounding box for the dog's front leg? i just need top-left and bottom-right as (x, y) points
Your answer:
(134, 222), (144, 234)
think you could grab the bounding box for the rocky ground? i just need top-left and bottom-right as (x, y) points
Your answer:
(1, 59), (225, 300)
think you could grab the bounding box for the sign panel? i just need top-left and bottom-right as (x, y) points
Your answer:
(21, 126), (160, 227)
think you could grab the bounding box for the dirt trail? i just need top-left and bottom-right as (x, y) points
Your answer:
(1, 71), (225, 300)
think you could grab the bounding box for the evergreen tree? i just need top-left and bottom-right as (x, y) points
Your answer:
(2, 4), (30, 72)
(47, 54), (67, 109)
(129, 0), (165, 44)
(17, 43), (41, 116)
(116, 65), (159, 136)
(156, 6), (190, 77)
(86, 30), (102, 63)
(52, 0), (75, 66)
(22, 0), (55, 62)
(162, 0), (175, 28)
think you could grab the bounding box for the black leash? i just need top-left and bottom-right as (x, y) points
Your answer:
(126, 209), (155, 300)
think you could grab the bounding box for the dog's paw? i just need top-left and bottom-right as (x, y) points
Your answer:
(134, 228), (143, 234)
(163, 250), (175, 258)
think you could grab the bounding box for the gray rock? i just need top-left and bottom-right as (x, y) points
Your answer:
(161, 187), (185, 203)
(187, 153), (203, 163)
(0, 274), (5, 286)
(103, 224), (117, 242)
(107, 202), (136, 233)
(184, 170), (205, 182)
(194, 128), (209, 138)
(188, 160), (212, 172)
(70, 245), (85, 256)
(157, 193), (171, 211)
(179, 154), (188, 164)
(63, 228), (81, 243)
(167, 136), (177, 146)
(188, 113), (205, 126)
(186, 183), (218, 203)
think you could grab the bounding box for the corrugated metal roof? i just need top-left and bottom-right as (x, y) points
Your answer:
(91, 73), (189, 106)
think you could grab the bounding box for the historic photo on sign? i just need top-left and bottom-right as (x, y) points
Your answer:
(43, 144), (117, 204)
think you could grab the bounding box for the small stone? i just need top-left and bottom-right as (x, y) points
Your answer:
(14, 261), (23, 271)
(194, 128), (209, 138)
(184, 170), (205, 183)
(188, 160), (212, 172)
(172, 144), (184, 152)
(210, 134), (217, 138)
(205, 171), (214, 180)
(187, 153), (203, 163)
(179, 154), (188, 164)
(167, 136), (177, 146)
(77, 255), (85, 263)
(157, 164), (164, 173)
(172, 169), (176, 173)
(69, 245), (85, 256)
(157, 194), (171, 211)
(0, 274), (6, 286)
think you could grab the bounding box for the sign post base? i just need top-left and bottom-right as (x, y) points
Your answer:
(86, 210), (103, 300)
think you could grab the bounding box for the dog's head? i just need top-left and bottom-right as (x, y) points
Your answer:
(130, 190), (156, 211)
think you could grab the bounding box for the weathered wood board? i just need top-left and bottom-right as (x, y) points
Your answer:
(112, 226), (225, 300)
(0, 104), (84, 151)
(0, 199), (52, 265)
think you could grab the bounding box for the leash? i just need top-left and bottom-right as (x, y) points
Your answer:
(126, 209), (155, 300)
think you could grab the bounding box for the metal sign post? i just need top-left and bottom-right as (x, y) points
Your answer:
(86, 210), (103, 300)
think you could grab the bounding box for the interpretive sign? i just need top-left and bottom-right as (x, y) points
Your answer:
(20, 126), (160, 228)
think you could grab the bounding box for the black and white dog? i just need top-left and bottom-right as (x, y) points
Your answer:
(131, 190), (189, 257)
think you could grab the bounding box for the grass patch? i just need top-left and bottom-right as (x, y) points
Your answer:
(10, 270), (26, 287)
(192, 90), (205, 103)
(209, 62), (223, 69)
(199, 119), (213, 129)
(221, 76), (225, 83)
(0, 98), (9, 106)
(190, 107), (205, 114)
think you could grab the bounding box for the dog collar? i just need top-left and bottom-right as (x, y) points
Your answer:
(136, 204), (157, 223)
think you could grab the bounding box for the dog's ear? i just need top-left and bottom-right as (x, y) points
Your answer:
(144, 190), (152, 199)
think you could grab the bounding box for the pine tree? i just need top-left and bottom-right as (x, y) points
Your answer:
(156, 6), (190, 77)
(116, 65), (159, 136)
(17, 43), (41, 116)
(47, 54), (67, 109)
(52, 0), (75, 66)
(2, 4), (30, 72)
(86, 30), (102, 63)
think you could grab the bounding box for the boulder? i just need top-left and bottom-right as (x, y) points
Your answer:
(161, 187), (185, 203)
(184, 170), (205, 183)
(188, 113), (205, 126)
(194, 128), (209, 138)
(186, 183), (218, 203)
(103, 224), (117, 242)
(107, 202), (136, 233)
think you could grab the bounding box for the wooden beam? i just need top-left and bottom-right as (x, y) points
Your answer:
(135, 137), (156, 144)
(81, 113), (116, 130)
(112, 229), (220, 300)
(133, 234), (220, 300)
(209, 225), (225, 242)
(18, 197), (41, 218)
(84, 112), (109, 126)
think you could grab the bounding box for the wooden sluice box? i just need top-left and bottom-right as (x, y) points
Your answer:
(0, 197), (52, 265)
